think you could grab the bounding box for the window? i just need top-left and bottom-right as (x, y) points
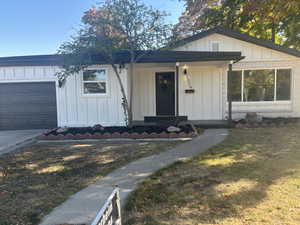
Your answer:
(244, 69), (275, 101)
(228, 69), (291, 102)
(277, 69), (291, 100)
(212, 42), (219, 52)
(229, 71), (242, 101)
(83, 69), (107, 95)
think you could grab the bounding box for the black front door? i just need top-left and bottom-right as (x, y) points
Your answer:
(156, 72), (175, 116)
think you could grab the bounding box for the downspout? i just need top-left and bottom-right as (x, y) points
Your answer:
(175, 62), (179, 117)
(228, 62), (233, 128)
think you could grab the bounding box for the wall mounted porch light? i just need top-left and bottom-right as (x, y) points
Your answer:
(182, 64), (193, 90)
(183, 64), (188, 75)
(118, 62), (125, 73)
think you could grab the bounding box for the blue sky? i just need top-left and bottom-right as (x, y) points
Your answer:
(0, 0), (184, 57)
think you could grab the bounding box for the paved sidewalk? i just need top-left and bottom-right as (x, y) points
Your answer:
(0, 130), (44, 156)
(40, 129), (228, 225)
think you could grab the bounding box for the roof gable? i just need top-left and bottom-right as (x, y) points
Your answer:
(172, 27), (300, 58)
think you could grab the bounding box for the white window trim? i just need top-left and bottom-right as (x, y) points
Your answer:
(81, 68), (109, 97)
(230, 67), (292, 103)
(232, 100), (292, 105)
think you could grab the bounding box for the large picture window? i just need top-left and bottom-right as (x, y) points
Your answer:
(229, 69), (291, 102)
(83, 69), (107, 95)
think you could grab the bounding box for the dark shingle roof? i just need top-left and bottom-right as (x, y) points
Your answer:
(122, 50), (244, 63)
(0, 55), (63, 67)
(171, 26), (300, 58)
(0, 51), (243, 67)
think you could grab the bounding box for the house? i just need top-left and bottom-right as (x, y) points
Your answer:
(0, 27), (300, 130)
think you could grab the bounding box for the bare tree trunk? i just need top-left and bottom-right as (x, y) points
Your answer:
(111, 64), (131, 126)
(124, 50), (136, 127)
(128, 60), (134, 126)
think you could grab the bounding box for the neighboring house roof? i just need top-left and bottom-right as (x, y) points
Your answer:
(171, 26), (300, 58)
(0, 51), (243, 67)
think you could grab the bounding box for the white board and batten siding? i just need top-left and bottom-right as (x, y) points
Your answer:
(132, 63), (224, 121)
(0, 66), (57, 82)
(179, 65), (224, 120)
(0, 65), (127, 128)
(175, 33), (296, 61)
(57, 65), (127, 127)
(175, 33), (300, 119)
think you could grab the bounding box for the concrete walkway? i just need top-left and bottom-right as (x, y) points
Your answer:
(40, 129), (228, 225)
(0, 129), (44, 156)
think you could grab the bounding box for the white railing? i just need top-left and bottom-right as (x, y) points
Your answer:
(91, 188), (122, 225)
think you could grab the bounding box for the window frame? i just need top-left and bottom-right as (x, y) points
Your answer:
(82, 68), (109, 97)
(230, 67), (292, 103)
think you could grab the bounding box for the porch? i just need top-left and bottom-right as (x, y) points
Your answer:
(132, 120), (229, 128)
(131, 52), (243, 125)
(132, 62), (224, 121)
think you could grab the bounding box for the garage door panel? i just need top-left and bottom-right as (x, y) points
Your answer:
(0, 105), (57, 113)
(2, 96), (54, 103)
(0, 82), (57, 130)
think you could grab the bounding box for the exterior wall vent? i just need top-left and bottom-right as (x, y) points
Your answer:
(212, 42), (219, 52)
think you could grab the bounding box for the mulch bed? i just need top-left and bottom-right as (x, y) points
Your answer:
(40, 124), (198, 140)
(234, 117), (299, 128)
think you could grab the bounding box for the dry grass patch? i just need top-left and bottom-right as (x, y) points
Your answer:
(124, 127), (300, 225)
(0, 140), (181, 225)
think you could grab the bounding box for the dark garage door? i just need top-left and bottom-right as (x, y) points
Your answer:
(0, 82), (57, 130)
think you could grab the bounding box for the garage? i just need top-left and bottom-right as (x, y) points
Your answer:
(0, 82), (57, 130)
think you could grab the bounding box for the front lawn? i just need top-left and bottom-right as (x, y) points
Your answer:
(0, 140), (181, 225)
(125, 127), (300, 225)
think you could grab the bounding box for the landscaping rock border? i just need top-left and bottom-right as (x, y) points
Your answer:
(39, 126), (198, 141)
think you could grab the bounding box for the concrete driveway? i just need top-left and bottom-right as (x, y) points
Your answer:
(0, 130), (44, 156)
